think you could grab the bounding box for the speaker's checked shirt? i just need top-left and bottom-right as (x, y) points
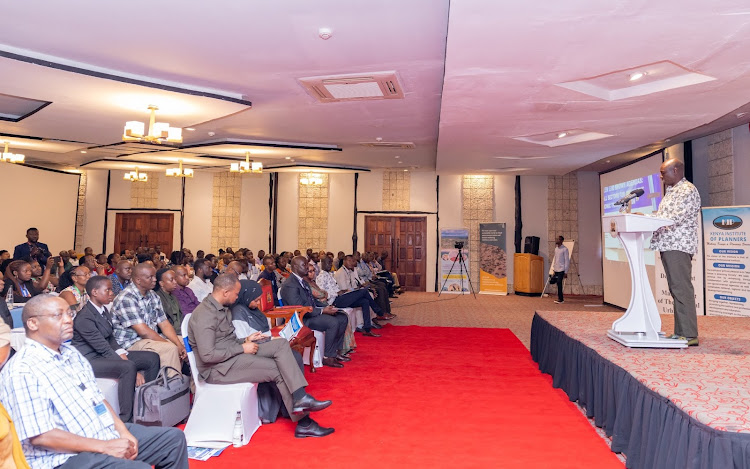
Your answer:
(650, 178), (701, 255)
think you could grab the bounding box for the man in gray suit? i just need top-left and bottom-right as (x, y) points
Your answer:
(188, 274), (335, 438)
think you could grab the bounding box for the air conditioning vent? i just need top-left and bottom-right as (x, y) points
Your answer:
(359, 142), (416, 149)
(299, 71), (405, 103)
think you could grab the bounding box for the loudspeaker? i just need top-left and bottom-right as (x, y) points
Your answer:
(524, 236), (540, 255)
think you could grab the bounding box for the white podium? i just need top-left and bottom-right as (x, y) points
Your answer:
(603, 214), (687, 348)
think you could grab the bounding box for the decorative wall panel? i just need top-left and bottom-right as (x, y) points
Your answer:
(462, 175), (494, 286)
(211, 173), (241, 254)
(382, 170), (410, 211)
(130, 174), (159, 209)
(298, 173), (329, 252)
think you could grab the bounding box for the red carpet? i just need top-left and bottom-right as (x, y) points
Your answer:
(189, 325), (622, 468)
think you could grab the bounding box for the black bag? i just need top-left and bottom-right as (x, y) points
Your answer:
(133, 366), (190, 427)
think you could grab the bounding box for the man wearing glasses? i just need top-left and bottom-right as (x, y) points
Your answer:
(0, 294), (188, 469)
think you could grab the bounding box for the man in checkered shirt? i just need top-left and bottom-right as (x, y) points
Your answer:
(0, 294), (188, 469)
(111, 263), (186, 372)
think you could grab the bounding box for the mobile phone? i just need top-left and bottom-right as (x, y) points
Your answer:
(253, 336), (272, 344)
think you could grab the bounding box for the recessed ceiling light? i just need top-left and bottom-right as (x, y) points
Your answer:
(394, 155), (400, 159)
(285, 156), (291, 160)
(737, 112), (748, 118)
(557, 132), (568, 139)
(606, 160), (611, 163)
(185, 128), (196, 131)
(398, 161), (402, 164)
(80, 150), (87, 154)
(629, 72), (645, 81)
(403, 169), (408, 172)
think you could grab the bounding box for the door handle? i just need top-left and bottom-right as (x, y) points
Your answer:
(396, 240), (400, 268)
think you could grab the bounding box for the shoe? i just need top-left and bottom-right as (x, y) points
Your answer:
(362, 330), (381, 337)
(379, 313), (396, 320)
(336, 353), (351, 362)
(292, 394), (332, 413)
(370, 322), (383, 329)
(355, 327), (364, 333)
(322, 357), (344, 368)
(554, 300), (564, 304)
(668, 334), (699, 346)
(295, 420), (335, 438)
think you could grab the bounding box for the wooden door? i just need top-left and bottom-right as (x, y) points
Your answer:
(364, 216), (426, 291)
(114, 213), (174, 254)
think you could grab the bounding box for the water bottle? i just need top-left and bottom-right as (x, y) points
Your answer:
(232, 411), (243, 447)
(5, 288), (13, 311)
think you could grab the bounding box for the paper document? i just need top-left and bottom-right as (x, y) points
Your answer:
(187, 444), (229, 461)
(278, 312), (303, 341)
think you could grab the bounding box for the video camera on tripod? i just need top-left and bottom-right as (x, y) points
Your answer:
(454, 241), (464, 250)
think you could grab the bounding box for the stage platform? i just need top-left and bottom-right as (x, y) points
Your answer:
(531, 311), (750, 469)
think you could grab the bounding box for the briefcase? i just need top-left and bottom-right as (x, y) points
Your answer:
(133, 366), (190, 427)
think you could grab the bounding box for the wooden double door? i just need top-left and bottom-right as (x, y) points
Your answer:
(114, 213), (174, 255)
(365, 216), (427, 291)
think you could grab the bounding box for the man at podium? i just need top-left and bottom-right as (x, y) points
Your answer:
(648, 159), (701, 346)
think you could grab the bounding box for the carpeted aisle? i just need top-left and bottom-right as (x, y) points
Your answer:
(189, 325), (622, 468)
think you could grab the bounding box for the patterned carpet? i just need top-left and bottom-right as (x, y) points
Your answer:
(388, 291), (621, 349)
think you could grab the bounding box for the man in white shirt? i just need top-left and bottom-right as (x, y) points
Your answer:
(549, 236), (570, 304)
(317, 256), (381, 336)
(335, 255), (395, 321)
(187, 258), (214, 301)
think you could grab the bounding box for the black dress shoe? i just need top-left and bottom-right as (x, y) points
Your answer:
(362, 330), (381, 337)
(370, 322), (383, 329)
(293, 394), (333, 413)
(295, 420), (335, 438)
(322, 357), (344, 368)
(336, 353), (351, 362)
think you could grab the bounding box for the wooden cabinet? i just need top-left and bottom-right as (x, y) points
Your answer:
(514, 253), (544, 295)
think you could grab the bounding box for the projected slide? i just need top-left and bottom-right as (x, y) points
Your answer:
(600, 152), (664, 308)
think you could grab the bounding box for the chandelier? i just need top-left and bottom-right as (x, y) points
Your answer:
(1, 142), (25, 164)
(124, 167), (148, 182)
(123, 105), (183, 144)
(230, 151), (263, 174)
(166, 160), (194, 178)
(300, 173), (324, 185)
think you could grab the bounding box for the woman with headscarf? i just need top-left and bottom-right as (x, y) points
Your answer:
(231, 279), (303, 423)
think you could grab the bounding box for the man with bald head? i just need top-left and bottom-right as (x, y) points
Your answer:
(0, 294), (188, 469)
(111, 263), (186, 371)
(281, 256), (349, 368)
(649, 158), (702, 345)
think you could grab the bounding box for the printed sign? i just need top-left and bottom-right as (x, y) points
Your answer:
(479, 223), (507, 295)
(439, 229), (471, 293)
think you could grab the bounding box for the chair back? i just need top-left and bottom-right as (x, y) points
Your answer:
(181, 313), (204, 393)
(258, 283), (275, 313)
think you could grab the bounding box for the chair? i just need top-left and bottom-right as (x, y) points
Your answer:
(257, 280), (322, 370)
(181, 313), (260, 447)
(96, 378), (120, 417)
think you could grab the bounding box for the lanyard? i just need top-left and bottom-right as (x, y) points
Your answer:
(112, 274), (125, 291)
(20, 283), (30, 297)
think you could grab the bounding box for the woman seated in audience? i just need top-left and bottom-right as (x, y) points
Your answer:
(274, 255), (291, 284)
(1, 260), (42, 303)
(30, 259), (60, 293)
(59, 265), (91, 312)
(105, 253), (120, 275)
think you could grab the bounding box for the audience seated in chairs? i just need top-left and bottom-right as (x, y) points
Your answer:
(1, 260), (40, 304)
(111, 264), (186, 373)
(187, 258), (213, 302)
(318, 256), (382, 336)
(0, 279), (12, 327)
(188, 274), (334, 438)
(336, 255), (396, 325)
(281, 256), (349, 369)
(154, 269), (184, 333)
(59, 266), (92, 312)
(257, 255), (280, 306)
(30, 257), (62, 294)
(72, 276), (161, 423)
(109, 260), (133, 297)
(81, 254), (106, 276)
(274, 255), (291, 284)
(171, 265), (200, 316)
(105, 253), (120, 276)
(0, 294), (188, 469)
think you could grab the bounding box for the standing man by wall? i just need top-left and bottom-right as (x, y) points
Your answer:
(650, 159), (701, 346)
(549, 236), (569, 304)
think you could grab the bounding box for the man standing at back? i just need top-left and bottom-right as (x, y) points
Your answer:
(650, 159), (701, 346)
(549, 236), (570, 304)
(13, 228), (51, 265)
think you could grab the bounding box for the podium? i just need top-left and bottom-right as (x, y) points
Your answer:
(602, 214), (688, 348)
(514, 253), (544, 295)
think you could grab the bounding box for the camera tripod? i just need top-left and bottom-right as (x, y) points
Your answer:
(438, 247), (477, 298)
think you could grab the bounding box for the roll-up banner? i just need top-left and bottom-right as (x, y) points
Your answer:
(701, 206), (750, 317)
(439, 229), (470, 293)
(479, 223), (508, 295)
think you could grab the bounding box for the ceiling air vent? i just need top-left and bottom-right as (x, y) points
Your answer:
(359, 141), (416, 149)
(298, 71), (404, 103)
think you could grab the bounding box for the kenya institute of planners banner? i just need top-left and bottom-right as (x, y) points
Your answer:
(439, 229), (470, 293)
(702, 206), (750, 317)
(479, 223), (507, 295)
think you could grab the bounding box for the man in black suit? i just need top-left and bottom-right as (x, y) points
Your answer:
(13, 227), (51, 265)
(280, 256), (349, 368)
(72, 275), (160, 422)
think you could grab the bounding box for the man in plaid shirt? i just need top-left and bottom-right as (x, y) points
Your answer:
(0, 294), (188, 469)
(111, 263), (186, 372)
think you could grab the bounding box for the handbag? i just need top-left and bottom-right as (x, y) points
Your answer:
(133, 366), (190, 427)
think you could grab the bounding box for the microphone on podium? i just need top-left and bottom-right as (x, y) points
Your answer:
(615, 188), (645, 206)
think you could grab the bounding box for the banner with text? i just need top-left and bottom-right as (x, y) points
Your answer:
(479, 223), (507, 295)
(702, 206), (750, 317)
(440, 229), (470, 293)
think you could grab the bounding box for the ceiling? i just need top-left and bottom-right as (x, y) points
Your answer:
(1, 0), (750, 176)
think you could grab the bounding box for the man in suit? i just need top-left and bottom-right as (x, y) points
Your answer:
(188, 274), (335, 438)
(72, 275), (160, 422)
(13, 227), (51, 265)
(281, 256), (349, 368)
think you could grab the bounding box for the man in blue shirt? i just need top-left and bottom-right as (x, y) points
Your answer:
(13, 227), (51, 265)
